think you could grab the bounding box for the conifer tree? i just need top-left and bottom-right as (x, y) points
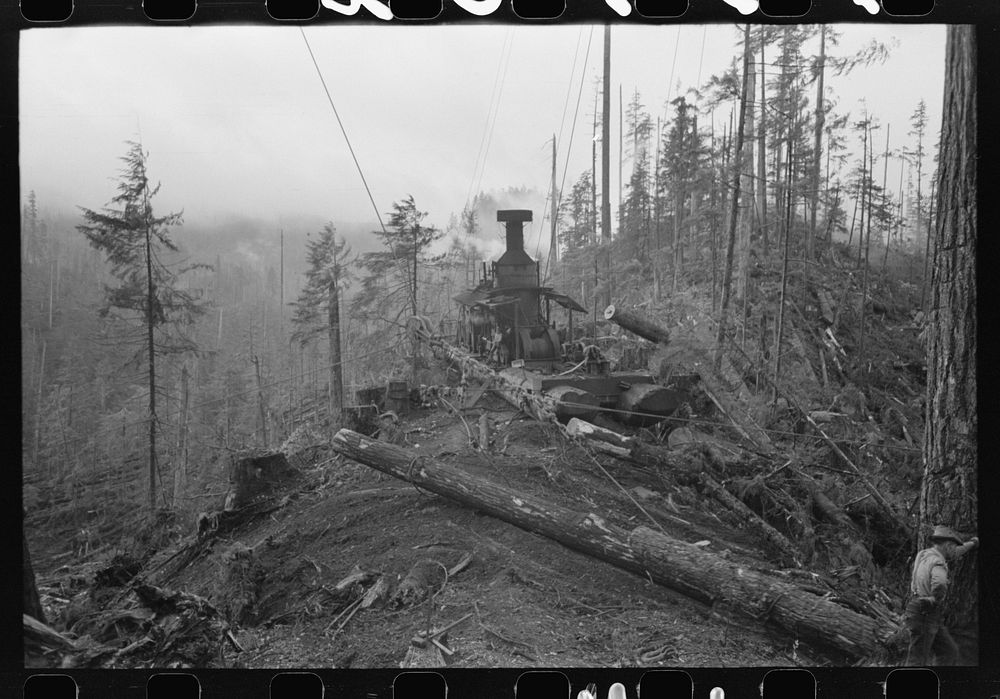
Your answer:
(77, 140), (209, 510)
(355, 196), (443, 320)
(291, 223), (352, 429)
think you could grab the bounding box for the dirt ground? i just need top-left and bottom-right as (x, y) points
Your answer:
(35, 391), (856, 669)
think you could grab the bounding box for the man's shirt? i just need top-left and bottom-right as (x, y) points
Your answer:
(910, 546), (949, 600)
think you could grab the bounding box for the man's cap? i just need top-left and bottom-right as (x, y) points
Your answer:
(930, 525), (964, 545)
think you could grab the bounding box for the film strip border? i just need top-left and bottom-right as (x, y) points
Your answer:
(7, 3), (1000, 699)
(13, 667), (1000, 697)
(10, 0), (993, 24)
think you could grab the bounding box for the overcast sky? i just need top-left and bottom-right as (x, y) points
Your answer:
(20, 23), (945, 243)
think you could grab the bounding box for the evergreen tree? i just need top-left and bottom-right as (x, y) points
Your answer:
(77, 140), (209, 510)
(906, 99), (929, 245)
(291, 223), (352, 428)
(659, 95), (702, 287)
(352, 196), (443, 380)
(355, 195), (443, 320)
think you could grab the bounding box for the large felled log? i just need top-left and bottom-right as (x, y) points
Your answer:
(617, 383), (684, 426)
(604, 304), (670, 344)
(419, 331), (558, 422)
(331, 428), (896, 660)
(546, 384), (600, 422)
(627, 527), (890, 659)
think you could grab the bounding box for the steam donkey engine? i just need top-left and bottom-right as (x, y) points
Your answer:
(453, 209), (586, 369)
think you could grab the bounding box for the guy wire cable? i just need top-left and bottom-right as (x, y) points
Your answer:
(299, 27), (418, 315)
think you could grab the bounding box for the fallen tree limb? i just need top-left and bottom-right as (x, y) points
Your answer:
(566, 418), (635, 450)
(801, 413), (911, 539)
(696, 370), (773, 453)
(697, 474), (802, 567)
(24, 613), (79, 652)
(721, 335), (912, 541)
(331, 428), (897, 660)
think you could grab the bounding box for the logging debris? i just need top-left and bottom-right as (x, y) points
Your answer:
(26, 274), (929, 668)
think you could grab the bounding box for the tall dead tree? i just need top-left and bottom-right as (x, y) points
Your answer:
(714, 24), (752, 370)
(807, 25), (827, 263)
(735, 45), (757, 327)
(601, 25), (612, 307)
(919, 24), (977, 659)
(772, 112), (795, 397)
(757, 31), (769, 256)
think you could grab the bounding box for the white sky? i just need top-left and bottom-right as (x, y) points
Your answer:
(20, 23), (945, 240)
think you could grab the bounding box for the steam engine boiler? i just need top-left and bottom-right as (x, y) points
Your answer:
(454, 209), (587, 370)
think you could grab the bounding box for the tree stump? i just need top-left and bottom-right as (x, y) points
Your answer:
(230, 452), (294, 508)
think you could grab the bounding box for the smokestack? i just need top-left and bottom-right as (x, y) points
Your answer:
(497, 209), (532, 253)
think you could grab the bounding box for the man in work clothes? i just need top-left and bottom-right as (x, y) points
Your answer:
(904, 525), (979, 666)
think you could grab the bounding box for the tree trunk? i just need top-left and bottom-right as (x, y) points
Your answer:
(328, 280), (344, 432)
(758, 33), (768, 256)
(858, 124), (879, 365)
(551, 134), (558, 264)
(807, 25), (826, 263)
(772, 114), (795, 398)
(331, 428), (897, 660)
(253, 355), (268, 448)
(877, 124), (891, 275)
(921, 178), (936, 313)
(174, 363), (190, 507)
(735, 48), (756, 308)
(33, 339), (46, 465)
(592, 91), (599, 246)
(919, 24), (977, 658)
(714, 25), (752, 370)
(601, 26), (612, 306)
(23, 528), (45, 624)
(145, 215), (157, 511)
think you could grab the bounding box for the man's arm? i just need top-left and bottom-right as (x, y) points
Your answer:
(929, 561), (950, 601)
(956, 537), (980, 559)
